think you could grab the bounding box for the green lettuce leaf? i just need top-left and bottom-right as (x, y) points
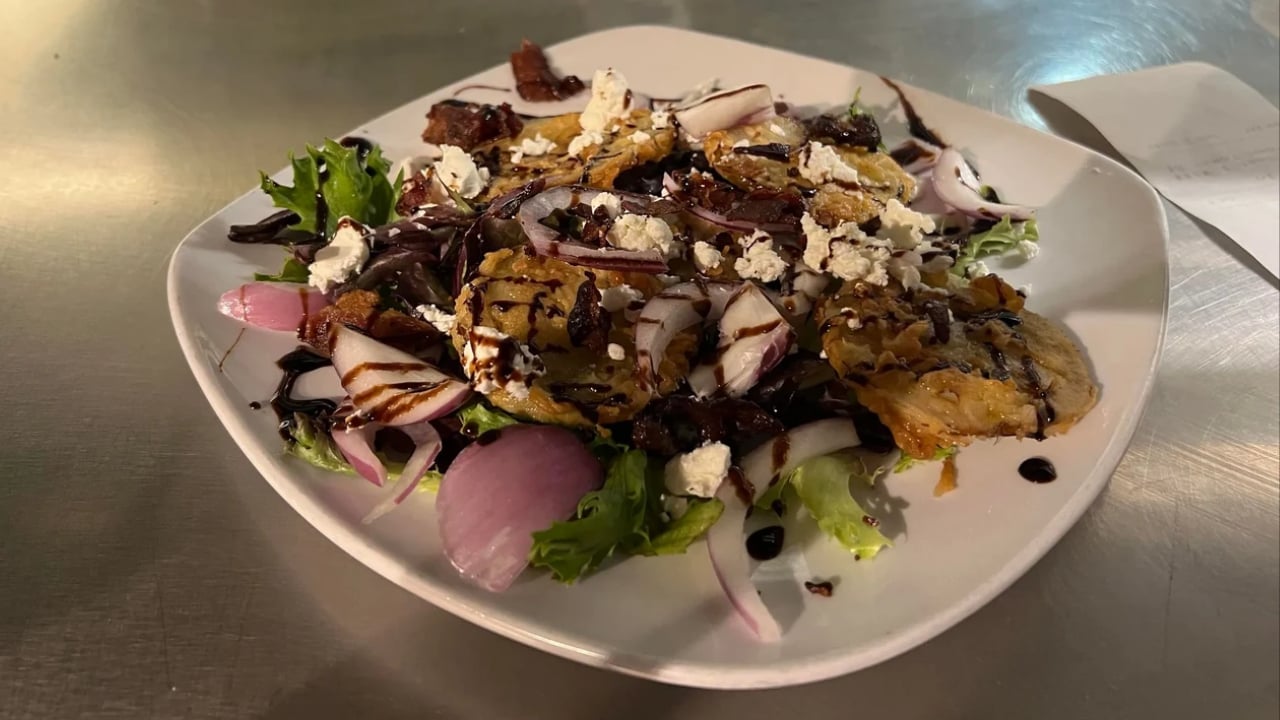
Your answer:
(790, 454), (892, 561)
(259, 139), (396, 237)
(848, 87), (868, 117)
(284, 413), (440, 492)
(285, 414), (352, 473)
(457, 402), (522, 435)
(261, 153), (321, 233)
(529, 449), (652, 583)
(643, 498), (724, 556)
(253, 257), (310, 283)
(951, 216), (1039, 277)
(892, 445), (957, 474)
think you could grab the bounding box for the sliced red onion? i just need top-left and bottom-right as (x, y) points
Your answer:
(527, 236), (668, 273)
(705, 418), (862, 641)
(217, 282), (328, 332)
(329, 325), (471, 426)
(777, 263), (828, 317)
(706, 479), (782, 642)
(362, 420), (443, 524)
(688, 284), (794, 398)
(740, 418), (862, 503)
(331, 422), (386, 488)
(633, 281), (735, 390)
(674, 84), (775, 140)
(437, 425), (603, 592)
(661, 173), (796, 235)
(932, 148), (1036, 222)
(517, 185), (669, 273)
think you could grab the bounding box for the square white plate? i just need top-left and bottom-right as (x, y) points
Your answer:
(168, 25), (1168, 689)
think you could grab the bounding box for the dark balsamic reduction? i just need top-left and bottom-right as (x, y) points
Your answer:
(731, 143), (792, 162)
(338, 136), (374, 165)
(746, 525), (785, 561)
(1019, 457), (1057, 483)
(804, 580), (835, 597)
(879, 76), (947, 148)
(248, 401), (262, 410)
(270, 347), (336, 441)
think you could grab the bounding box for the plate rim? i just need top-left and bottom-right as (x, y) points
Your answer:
(166, 23), (1171, 689)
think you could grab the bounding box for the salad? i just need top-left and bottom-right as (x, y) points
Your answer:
(216, 41), (1097, 641)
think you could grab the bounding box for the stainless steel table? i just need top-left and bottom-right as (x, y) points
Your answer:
(2, 1), (1277, 718)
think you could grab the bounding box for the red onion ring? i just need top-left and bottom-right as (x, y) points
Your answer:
(688, 283), (794, 398)
(437, 425), (603, 591)
(217, 282), (329, 332)
(661, 173), (797, 235)
(362, 420), (443, 524)
(329, 325), (471, 426)
(674, 84), (775, 140)
(706, 479), (783, 642)
(516, 186), (670, 273)
(704, 418), (862, 641)
(633, 281), (737, 391)
(932, 149), (1036, 222)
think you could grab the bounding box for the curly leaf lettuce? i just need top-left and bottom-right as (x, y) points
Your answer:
(260, 139), (396, 237)
(952, 216), (1039, 277)
(643, 498), (724, 556)
(789, 454), (892, 561)
(253, 257), (310, 283)
(529, 446), (721, 582)
(892, 445), (957, 474)
(529, 449), (651, 582)
(457, 402), (522, 435)
(286, 414), (352, 474)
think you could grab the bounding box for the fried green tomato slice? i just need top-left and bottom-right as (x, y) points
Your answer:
(451, 248), (669, 428)
(815, 275), (1098, 459)
(476, 110), (676, 201)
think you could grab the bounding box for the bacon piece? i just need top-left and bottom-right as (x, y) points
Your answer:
(510, 39), (585, 101)
(421, 100), (523, 151)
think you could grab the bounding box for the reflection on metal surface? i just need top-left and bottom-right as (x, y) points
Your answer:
(1257, 0), (1280, 35)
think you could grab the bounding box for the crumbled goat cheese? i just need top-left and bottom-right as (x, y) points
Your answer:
(414, 304), (457, 334)
(589, 192), (623, 219)
(460, 326), (544, 399)
(433, 145), (489, 199)
(733, 230), (787, 283)
(801, 212), (891, 286)
(1017, 240), (1040, 260)
(606, 214), (678, 256)
(692, 240), (724, 272)
(307, 218), (369, 293)
(579, 68), (632, 133)
(664, 442), (731, 498)
(508, 133), (556, 163)
(798, 142), (860, 185)
(606, 343), (626, 361)
(631, 130), (652, 145)
(566, 130), (605, 158)
(599, 284), (645, 313)
(876, 199), (936, 249)
(650, 110), (671, 130)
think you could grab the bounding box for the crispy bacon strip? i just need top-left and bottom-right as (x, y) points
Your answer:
(510, 39), (585, 101)
(421, 100), (523, 151)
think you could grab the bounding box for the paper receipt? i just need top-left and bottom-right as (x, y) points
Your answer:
(1032, 62), (1279, 278)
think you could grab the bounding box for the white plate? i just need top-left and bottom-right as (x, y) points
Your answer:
(168, 25), (1168, 689)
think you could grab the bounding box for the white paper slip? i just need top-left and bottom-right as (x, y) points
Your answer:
(1031, 62), (1279, 278)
